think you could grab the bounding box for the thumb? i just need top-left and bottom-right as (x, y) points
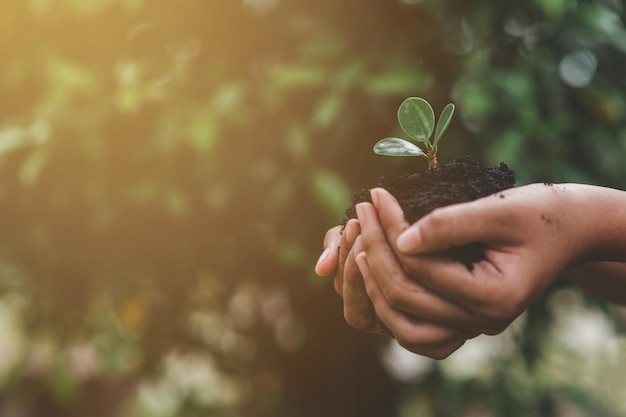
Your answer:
(315, 225), (342, 276)
(396, 197), (508, 254)
(370, 188), (409, 242)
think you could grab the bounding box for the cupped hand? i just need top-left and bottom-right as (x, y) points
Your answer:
(354, 192), (478, 358)
(354, 184), (595, 357)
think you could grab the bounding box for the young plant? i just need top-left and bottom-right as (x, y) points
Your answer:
(373, 97), (455, 169)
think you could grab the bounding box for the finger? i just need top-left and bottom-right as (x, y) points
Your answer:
(333, 219), (360, 295)
(396, 195), (516, 255)
(394, 254), (515, 334)
(358, 253), (474, 359)
(357, 201), (497, 333)
(366, 191), (529, 333)
(370, 187), (410, 243)
(342, 236), (379, 331)
(353, 246), (393, 336)
(367, 188), (478, 304)
(315, 226), (342, 276)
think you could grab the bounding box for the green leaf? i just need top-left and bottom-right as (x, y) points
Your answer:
(373, 138), (425, 156)
(433, 103), (455, 146)
(397, 97), (434, 142)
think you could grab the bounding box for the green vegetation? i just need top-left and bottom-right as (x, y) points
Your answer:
(0, 1), (625, 416)
(374, 97), (455, 169)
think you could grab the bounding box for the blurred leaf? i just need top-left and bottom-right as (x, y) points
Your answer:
(310, 168), (351, 221)
(301, 36), (346, 59)
(271, 65), (327, 89)
(333, 62), (364, 89)
(19, 147), (48, 186)
(498, 71), (534, 102)
(187, 112), (218, 152)
(312, 92), (343, 129)
(455, 81), (494, 120)
(285, 122), (309, 160)
(46, 56), (97, 95)
(488, 129), (525, 170)
(211, 83), (245, 116)
(274, 240), (308, 267)
(363, 66), (431, 96)
(537, 0), (574, 19)
(165, 191), (188, 218)
(0, 127), (27, 157)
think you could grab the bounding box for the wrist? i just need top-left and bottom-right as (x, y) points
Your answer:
(566, 184), (626, 264)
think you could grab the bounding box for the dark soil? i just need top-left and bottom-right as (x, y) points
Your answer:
(345, 156), (516, 269)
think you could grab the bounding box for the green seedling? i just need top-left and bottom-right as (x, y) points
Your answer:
(373, 97), (455, 170)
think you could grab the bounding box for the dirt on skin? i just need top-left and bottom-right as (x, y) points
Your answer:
(345, 156), (516, 269)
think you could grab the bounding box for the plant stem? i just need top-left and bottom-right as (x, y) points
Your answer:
(427, 155), (438, 170)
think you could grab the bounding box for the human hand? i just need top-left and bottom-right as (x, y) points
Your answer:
(353, 191), (479, 358)
(315, 219), (393, 334)
(353, 184), (609, 357)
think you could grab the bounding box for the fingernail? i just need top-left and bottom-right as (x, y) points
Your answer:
(315, 247), (331, 273)
(370, 188), (380, 207)
(355, 252), (370, 277)
(356, 202), (374, 224)
(397, 227), (422, 253)
(345, 219), (359, 245)
(355, 203), (366, 222)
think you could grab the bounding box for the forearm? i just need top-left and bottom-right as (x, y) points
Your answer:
(566, 184), (626, 264)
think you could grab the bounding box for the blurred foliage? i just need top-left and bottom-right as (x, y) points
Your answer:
(0, 0), (625, 416)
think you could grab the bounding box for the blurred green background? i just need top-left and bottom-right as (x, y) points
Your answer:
(1, 0), (626, 416)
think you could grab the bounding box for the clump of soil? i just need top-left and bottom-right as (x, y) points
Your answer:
(345, 156), (515, 269)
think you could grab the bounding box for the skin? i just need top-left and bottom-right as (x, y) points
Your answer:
(316, 183), (626, 358)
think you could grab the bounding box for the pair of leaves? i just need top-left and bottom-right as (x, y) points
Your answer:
(374, 97), (455, 157)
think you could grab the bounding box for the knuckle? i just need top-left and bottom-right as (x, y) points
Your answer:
(374, 321), (393, 336)
(395, 337), (460, 360)
(360, 229), (387, 250)
(484, 304), (512, 324)
(426, 346), (456, 360)
(397, 256), (423, 278)
(377, 268), (412, 307)
(483, 322), (508, 336)
(426, 208), (452, 232)
(496, 294), (526, 320)
(477, 296), (525, 335)
(421, 209), (456, 248)
(383, 284), (407, 309)
(359, 237), (376, 253)
(425, 338), (466, 360)
(324, 226), (341, 246)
